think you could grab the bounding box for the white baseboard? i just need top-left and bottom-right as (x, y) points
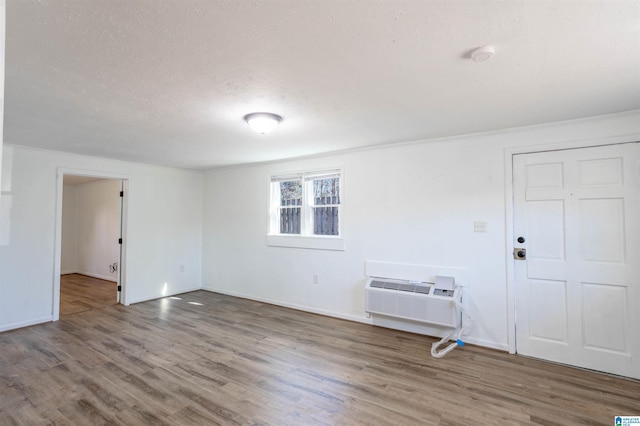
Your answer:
(60, 269), (77, 276)
(201, 285), (368, 324)
(127, 285), (202, 305)
(75, 271), (118, 283)
(462, 336), (508, 351)
(201, 285), (509, 352)
(0, 315), (53, 333)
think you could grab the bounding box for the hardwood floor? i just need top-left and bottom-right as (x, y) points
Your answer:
(60, 274), (118, 316)
(1, 290), (638, 425)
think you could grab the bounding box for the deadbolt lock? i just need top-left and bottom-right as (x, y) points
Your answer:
(513, 248), (527, 260)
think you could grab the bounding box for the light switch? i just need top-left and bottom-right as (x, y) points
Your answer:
(474, 221), (487, 233)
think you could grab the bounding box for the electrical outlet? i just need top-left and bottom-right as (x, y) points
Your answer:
(313, 273), (319, 284)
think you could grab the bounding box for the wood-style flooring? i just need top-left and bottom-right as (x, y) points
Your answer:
(60, 274), (117, 316)
(1, 290), (638, 425)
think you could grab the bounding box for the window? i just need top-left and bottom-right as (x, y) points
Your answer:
(267, 169), (344, 250)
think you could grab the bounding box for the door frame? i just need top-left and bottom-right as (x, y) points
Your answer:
(53, 167), (130, 321)
(504, 134), (638, 354)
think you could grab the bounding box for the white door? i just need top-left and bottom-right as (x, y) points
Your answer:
(513, 142), (640, 378)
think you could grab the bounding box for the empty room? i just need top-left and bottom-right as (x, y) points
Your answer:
(0, 0), (639, 425)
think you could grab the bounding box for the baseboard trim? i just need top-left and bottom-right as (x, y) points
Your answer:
(462, 337), (508, 351)
(201, 285), (509, 352)
(127, 286), (202, 305)
(201, 285), (369, 324)
(74, 271), (118, 283)
(0, 315), (53, 333)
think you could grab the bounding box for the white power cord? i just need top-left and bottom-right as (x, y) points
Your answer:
(431, 286), (473, 358)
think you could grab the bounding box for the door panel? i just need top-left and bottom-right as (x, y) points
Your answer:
(577, 157), (623, 186)
(581, 283), (627, 353)
(529, 279), (567, 342)
(579, 198), (625, 262)
(514, 142), (639, 378)
(527, 200), (566, 260)
(526, 162), (564, 188)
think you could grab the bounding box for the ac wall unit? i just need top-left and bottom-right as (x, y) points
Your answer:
(365, 277), (459, 328)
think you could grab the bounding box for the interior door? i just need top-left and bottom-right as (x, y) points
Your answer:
(513, 142), (639, 378)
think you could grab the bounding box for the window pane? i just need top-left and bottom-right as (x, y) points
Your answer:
(279, 180), (302, 234)
(312, 177), (340, 235)
(313, 206), (339, 235)
(280, 207), (301, 234)
(280, 181), (302, 206)
(313, 178), (340, 206)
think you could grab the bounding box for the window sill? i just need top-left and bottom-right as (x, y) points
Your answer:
(266, 235), (345, 251)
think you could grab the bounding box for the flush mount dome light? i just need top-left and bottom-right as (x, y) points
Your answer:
(244, 112), (282, 134)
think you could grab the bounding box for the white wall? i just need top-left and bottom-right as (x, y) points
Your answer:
(60, 184), (78, 274)
(0, 1), (6, 203)
(76, 179), (121, 281)
(0, 145), (203, 331)
(202, 111), (640, 350)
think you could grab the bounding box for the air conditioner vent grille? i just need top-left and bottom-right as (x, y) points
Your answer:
(415, 286), (430, 294)
(370, 280), (385, 288)
(371, 280), (432, 294)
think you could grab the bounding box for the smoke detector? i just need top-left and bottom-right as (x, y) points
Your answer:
(470, 45), (495, 62)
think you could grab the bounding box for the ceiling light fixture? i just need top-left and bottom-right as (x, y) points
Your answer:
(470, 45), (495, 62)
(244, 112), (282, 134)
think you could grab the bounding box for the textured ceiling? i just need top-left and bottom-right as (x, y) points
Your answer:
(5, 0), (640, 170)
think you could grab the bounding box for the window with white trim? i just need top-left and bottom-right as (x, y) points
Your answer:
(269, 169), (342, 237)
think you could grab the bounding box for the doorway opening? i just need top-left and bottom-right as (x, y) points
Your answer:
(53, 170), (128, 320)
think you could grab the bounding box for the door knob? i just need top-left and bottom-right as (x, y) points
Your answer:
(513, 248), (527, 260)
(517, 236), (525, 243)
